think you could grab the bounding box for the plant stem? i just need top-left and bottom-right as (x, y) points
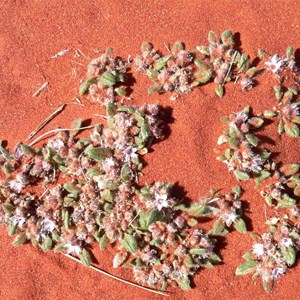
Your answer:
(29, 124), (101, 146)
(61, 252), (169, 297)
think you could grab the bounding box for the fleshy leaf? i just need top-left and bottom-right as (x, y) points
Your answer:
(122, 233), (137, 253)
(79, 248), (92, 267)
(235, 260), (258, 275)
(234, 170), (250, 181)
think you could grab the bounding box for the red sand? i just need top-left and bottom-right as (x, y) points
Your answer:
(0, 1), (300, 299)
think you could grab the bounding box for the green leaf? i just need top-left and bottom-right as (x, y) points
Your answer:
(63, 183), (81, 195)
(79, 248), (92, 266)
(12, 232), (27, 246)
(274, 85), (282, 100)
(187, 203), (207, 216)
(215, 84), (224, 98)
(139, 210), (164, 229)
(263, 279), (274, 293)
(280, 164), (299, 176)
(140, 123), (151, 141)
(232, 185), (242, 196)
(171, 41), (184, 55)
(278, 119), (284, 135)
(278, 194), (296, 208)
(70, 119), (82, 138)
(115, 87), (126, 96)
(235, 260), (258, 275)
(263, 110), (276, 118)
(79, 77), (98, 95)
(130, 258), (143, 267)
(284, 122), (299, 137)
(141, 41), (153, 53)
(54, 244), (64, 253)
(208, 31), (218, 44)
(184, 255), (194, 267)
(147, 85), (160, 94)
(100, 71), (116, 87)
(40, 236), (53, 252)
(8, 222), (16, 236)
(211, 219), (226, 235)
(106, 103), (117, 117)
(254, 170), (271, 184)
(84, 145), (112, 161)
(120, 163), (132, 181)
(234, 170), (250, 181)
(210, 253), (222, 263)
(202, 261), (214, 269)
(245, 67), (257, 78)
(2, 204), (14, 214)
(64, 210), (71, 230)
(194, 69), (212, 84)
(286, 46), (294, 59)
(99, 233), (108, 250)
(246, 134), (258, 147)
(189, 248), (206, 255)
(281, 246), (296, 265)
(221, 30), (234, 45)
(122, 233), (137, 253)
(177, 277), (192, 291)
(154, 55), (172, 71)
(233, 219), (247, 233)
(248, 117), (264, 128)
(19, 144), (35, 156)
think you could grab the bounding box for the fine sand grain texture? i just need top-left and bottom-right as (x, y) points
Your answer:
(1, 1), (300, 299)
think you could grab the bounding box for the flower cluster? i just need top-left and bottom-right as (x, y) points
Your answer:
(259, 47), (297, 82)
(134, 30), (259, 99)
(187, 187), (247, 235)
(79, 48), (129, 105)
(0, 103), (164, 262)
(262, 87), (300, 137)
(259, 164), (300, 208)
(217, 106), (269, 182)
(0, 100), (248, 291)
(236, 214), (300, 293)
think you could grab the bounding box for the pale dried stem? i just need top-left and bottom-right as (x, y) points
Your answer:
(32, 82), (48, 97)
(61, 253), (169, 297)
(27, 101), (84, 140)
(27, 104), (67, 140)
(222, 50), (238, 87)
(29, 124), (101, 146)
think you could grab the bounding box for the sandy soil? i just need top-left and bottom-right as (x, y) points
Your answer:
(0, 1), (300, 299)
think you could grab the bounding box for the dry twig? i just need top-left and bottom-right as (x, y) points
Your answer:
(29, 124), (101, 146)
(32, 82), (48, 97)
(61, 253), (169, 297)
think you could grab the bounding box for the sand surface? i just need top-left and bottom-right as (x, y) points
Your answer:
(0, 1), (300, 299)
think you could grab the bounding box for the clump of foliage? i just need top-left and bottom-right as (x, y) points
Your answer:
(0, 100), (247, 292)
(236, 213), (300, 293)
(134, 30), (260, 99)
(3, 29), (300, 295)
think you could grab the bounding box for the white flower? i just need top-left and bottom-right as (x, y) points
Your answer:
(280, 237), (293, 248)
(11, 215), (26, 228)
(217, 134), (226, 145)
(265, 55), (284, 74)
(102, 158), (115, 173)
(154, 192), (169, 210)
(64, 244), (82, 255)
(271, 267), (285, 280)
(49, 139), (65, 151)
(252, 243), (264, 256)
(41, 218), (56, 234)
(123, 146), (138, 162)
(9, 180), (24, 193)
(223, 212), (237, 226)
